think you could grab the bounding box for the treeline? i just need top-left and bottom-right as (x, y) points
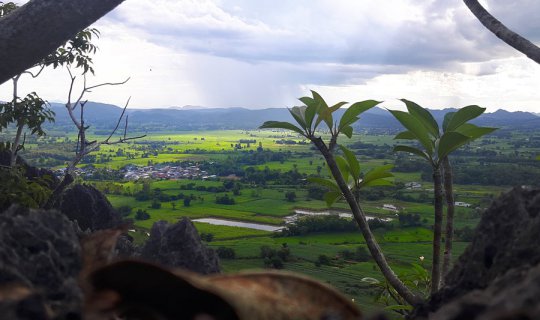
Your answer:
(278, 215), (392, 237)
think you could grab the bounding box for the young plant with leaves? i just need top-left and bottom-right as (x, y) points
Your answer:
(260, 91), (421, 305)
(390, 100), (496, 292)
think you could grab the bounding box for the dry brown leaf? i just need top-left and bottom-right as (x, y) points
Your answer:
(87, 260), (362, 320)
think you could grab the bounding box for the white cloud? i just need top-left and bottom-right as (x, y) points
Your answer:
(1, 0), (540, 112)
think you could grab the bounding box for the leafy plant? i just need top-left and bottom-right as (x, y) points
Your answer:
(362, 260), (430, 316)
(390, 100), (496, 291)
(0, 167), (52, 210)
(260, 91), (420, 305)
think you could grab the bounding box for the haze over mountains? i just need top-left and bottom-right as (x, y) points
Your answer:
(47, 102), (540, 133)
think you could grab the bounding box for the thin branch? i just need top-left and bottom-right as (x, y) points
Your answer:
(86, 77), (130, 91)
(464, 0), (540, 64)
(22, 65), (45, 78)
(104, 96), (131, 143)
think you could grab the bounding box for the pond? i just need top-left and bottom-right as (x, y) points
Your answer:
(192, 218), (284, 232)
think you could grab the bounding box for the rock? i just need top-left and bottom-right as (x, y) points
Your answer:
(0, 205), (82, 319)
(59, 184), (122, 231)
(114, 233), (137, 259)
(414, 186), (540, 319)
(140, 218), (220, 274)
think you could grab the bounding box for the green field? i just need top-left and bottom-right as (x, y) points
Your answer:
(14, 128), (532, 315)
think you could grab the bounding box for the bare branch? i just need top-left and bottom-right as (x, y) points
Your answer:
(104, 96), (131, 143)
(464, 0), (540, 64)
(22, 65), (45, 78)
(86, 77), (130, 91)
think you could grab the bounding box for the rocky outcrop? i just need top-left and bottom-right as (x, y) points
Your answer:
(59, 184), (122, 231)
(140, 218), (220, 274)
(414, 186), (540, 319)
(0, 205), (82, 319)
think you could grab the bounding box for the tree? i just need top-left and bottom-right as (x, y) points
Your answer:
(390, 100), (495, 292)
(463, 0), (540, 64)
(0, 0), (125, 84)
(260, 91), (420, 305)
(285, 191), (296, 202)
(183, 197), (191, 207)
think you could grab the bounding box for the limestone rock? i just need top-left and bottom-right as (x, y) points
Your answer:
(140, 218), (220, 274)
(0, 205), (82, 319)
(59, 184), (122, 231)
(414, 186), (540, 319)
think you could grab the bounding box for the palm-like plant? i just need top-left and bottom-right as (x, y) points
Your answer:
(260, 91), (421, 305)
(390, 100), (496, 292)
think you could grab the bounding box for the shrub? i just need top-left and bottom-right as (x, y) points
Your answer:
(135, 209), (150, 220)
(216, 246), (236, 259)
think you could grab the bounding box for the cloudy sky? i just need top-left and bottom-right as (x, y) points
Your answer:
(1, 0), (540, 111)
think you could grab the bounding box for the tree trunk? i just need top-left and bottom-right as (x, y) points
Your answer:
(9, 122), (24, 167)
(0, 0), (125, 84)
(463, 0), (540, 64)
(441, 157), (455, 280)
(431, 167), (444, 293)
(312, 137), (421, 306)
(43, 172), (74, 210)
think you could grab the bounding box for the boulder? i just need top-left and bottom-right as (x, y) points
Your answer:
(140, 218), (220, 274)
(59, 184), (122, 231)
(414, 186), (540, 319)
(0, 205), (82, 319)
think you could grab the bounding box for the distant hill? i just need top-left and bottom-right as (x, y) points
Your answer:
(47, 102), (540, 133)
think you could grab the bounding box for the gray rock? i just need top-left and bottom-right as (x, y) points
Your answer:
(414, 186), (540, 319)
(59, 184), (122, 231)
(0, 205), (82, 319)
(140, 218), (220, 274)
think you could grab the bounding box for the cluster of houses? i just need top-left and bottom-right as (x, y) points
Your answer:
(123, 165), (216, 181)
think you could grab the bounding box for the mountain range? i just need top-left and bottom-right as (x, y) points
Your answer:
(47, 102), (540, 133)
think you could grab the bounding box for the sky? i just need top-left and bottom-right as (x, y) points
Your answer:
(1, 0), (540, 111)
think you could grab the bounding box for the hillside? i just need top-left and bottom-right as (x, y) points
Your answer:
(47, 102), (540, 133)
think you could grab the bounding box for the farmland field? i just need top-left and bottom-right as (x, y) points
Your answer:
(12, 128), (538, 315)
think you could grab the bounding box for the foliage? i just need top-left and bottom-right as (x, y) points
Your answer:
(278, 215), (359, 236)
(0, 93), (54, 140)
(216, 246), (236, 259)
(0, 168), (52, 210)
(200, 232), (215, 242)
(391, 101), (496, 168)
(362, 261), (430, 316)
(215, 194), (235, 205)
(285, 191), (296, 202)
(135, 209), (150, 220)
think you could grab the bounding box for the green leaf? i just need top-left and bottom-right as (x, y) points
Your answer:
(446, 105), (486, 131)
(361, 164), (394, 188)
(307, 177), (340, 192)
(454, 123), (497, 139)
(259, 121), (305, 136)
(311, 90), (329, 109)
(341, 125), (353, 138)
(442, 112), (456, 132)
(437, 131), (471, 161)
(536, 155), (540, 160)
(394, 130), (416, 140)
(339, 145), (360, 181)
(304, 102), (320, 131)
(289, 106), (307, 129)
(339, 100), (380, 130)
(389, 110), (434, 155)
(324, 191), (342, 206)
(402, 99), (439, 137)
(335, 156), (350, 183)
(393, 145), (432, 163)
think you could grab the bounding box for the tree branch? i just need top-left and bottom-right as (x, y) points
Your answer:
(0, 0), (126, 84)
(464, 0), (540, 64)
